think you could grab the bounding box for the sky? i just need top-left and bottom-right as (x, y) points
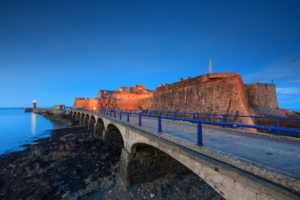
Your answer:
(0, 0), (299, 109)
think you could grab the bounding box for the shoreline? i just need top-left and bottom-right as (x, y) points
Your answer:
(0, 113), (224, 200)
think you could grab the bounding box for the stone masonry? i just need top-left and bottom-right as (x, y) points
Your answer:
(119, 146), (187, 188)
(72, 73), (282, 125)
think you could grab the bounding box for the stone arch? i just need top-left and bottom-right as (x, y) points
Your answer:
(80, 113), (86, 125)
(120, 142), (187, 188)
(94, 117), (105, 135)
(88, 115), (96, 130)
(75, 112), (80, 121)
(125, 139), (240, 199)
(84, 113), (90, 126)
(103, 123), (124, 145)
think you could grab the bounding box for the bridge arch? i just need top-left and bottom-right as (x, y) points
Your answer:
(103, 123), (124, 145)
(88, 115), (96, 130)
(94, 117), (105, 135)
(120, 142), (187, 188)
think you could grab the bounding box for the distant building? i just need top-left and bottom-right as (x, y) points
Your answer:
(54, 105), (65, 110)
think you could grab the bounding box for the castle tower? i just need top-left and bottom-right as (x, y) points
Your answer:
(32, 101), (36, 108)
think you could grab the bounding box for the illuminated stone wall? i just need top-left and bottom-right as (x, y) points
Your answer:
(151, 73), (255, 125)
(72, 73), (281, 126)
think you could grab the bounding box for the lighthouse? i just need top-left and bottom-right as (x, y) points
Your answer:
(32, 100), (36, 108)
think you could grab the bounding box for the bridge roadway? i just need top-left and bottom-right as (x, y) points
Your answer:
(68, 110), (300, 199)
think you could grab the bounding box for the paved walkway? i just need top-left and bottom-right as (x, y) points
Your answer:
(111, 113), (300, 179)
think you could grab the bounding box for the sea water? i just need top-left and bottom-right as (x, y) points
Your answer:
(0, 108), (67, 156)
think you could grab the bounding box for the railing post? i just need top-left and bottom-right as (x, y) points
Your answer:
(110, 111), (111, 117)
(130, 110), (131, 115)
(139, 114), (142, 126)
(276, 117), (279, 135)
(173, 112), (175, 117)
(160, 111), (161, 116)
(127, 113), (129, 122)
(114, 110), (116, 118)
(120, 111), (122, 120)
(223, 115), (226, 128)
(158, 117), (162, 133)
(193, 113), (195, 123)
(197, 121), (203, 146)
(150, 111), (151, 115)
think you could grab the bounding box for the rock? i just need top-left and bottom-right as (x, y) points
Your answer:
(50, 151), (71, 161)
(150, 193), (155, 198)
(84, 176), (92, 184)
(112, 164), (119, 169)
(157, 186), (162, 191)
(158, 191), (163, 199)
(8, 164), (16, 169)
(62, 190), (70, 199)
(101, 154), (106, 160)
(73, 170), (78, 176)
(163, 184), (168, 190)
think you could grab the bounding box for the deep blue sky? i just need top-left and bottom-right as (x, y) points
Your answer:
(0, 1), (300, 109)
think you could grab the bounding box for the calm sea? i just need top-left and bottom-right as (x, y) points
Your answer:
(0, 108), (67, 156)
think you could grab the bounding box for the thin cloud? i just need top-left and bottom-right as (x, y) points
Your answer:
(283, 55), (300, 63)
(285, 80), (300, 85)
(243, 55), (300, 83)
(276, 87), (300, 95)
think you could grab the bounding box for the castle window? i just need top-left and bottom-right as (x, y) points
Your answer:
(150, 97), (153, 100)
(142, 99), (144, 101)
(250, 85), (253, 88)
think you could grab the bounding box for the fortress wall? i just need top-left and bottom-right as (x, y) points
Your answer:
(73, 99), (86, 109)
(115, 93), (153, 110)
(151, 73), (255, 125)
(73, 98), (117, 110)
(245, 83), (279, 109)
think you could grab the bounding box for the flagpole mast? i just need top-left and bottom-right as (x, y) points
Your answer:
(208, 58), (212, 74)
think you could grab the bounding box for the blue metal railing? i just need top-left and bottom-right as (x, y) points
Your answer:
(116, 109), (300, 136)
(70, 108), (300, 147)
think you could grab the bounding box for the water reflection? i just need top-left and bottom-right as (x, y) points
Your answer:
(31, 112), (36, 136)
(0, 108), (68, 156)
(53, 120), (65, 129)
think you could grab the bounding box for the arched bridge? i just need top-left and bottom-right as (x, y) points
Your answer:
(67, 110), (300, 200)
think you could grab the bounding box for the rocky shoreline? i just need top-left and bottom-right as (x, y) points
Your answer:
(0, 113), (224, 200)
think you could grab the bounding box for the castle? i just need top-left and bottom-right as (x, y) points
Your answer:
(73, 73), (285, 125)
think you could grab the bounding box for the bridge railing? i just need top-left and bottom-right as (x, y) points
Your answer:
(72, 109), (300, 147)
(116, 109), (300, 136)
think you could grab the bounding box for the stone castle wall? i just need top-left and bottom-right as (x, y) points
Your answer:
(72, 73), (280, 125)
(73, 98), (117, 110)
(245, 83), (279, 109)
(115, 93), (153, 110)
(151, 73), (254, 125)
